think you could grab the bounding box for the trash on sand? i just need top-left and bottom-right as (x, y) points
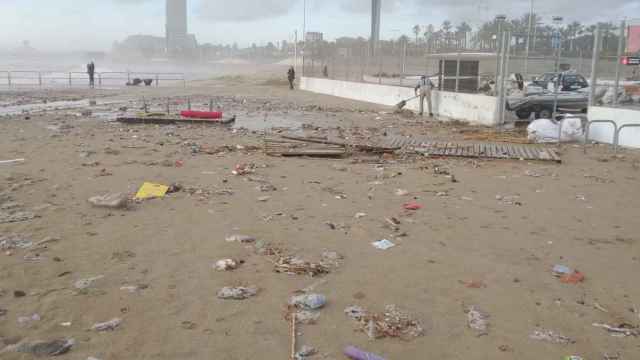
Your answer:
(214, 259), (240, 271)
(0, 234), (33, 250)
(18, 313), (41, 326)
(467, 306), (490, 333)
(527, 116), (583, 143)
(0, 308), (7, 316)
(403, 202), (422, 210)
(257, 196), (271, 202)
(74, 275), (104, 289)
(88, 193), (129, 209)
(295, 345), (317, 359)
(232, 163), (254, 176)
(592, 323), (640, 337)
(0, 211), (37, 224)
(372, 239), (396, 250)
(14, 290), (27, 297)
(0, 159), (25, 165)
(12, 338), (75, 357)
(320, 251), (343, 267)
(564, 356), (584, 360)
(354, 212), (367, 219)
(529, 329), (574, 344)
(463, 280), (487, 289)
(395, 189), (409, 196)
(294, 310), (321, 324)
(274, 256), (330, 277)
(225, 234), (256, 243)
(91, 318), (122, 332)
(290, 294), (327, 310)
(552, 265), (572, 276)
(119, 284), (148, 293)
(560, 271), (585, 284)
(134, 182), (169, 200)
(217, 286), (258, 300)
(344, 346), (386, 360)
(344, 304), (424, 340)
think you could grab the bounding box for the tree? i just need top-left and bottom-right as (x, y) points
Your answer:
(441, 20), (453, 48)
(424, 24), (435, 52)
(413, 25), (421, 46)
(456, 22), (472, 49)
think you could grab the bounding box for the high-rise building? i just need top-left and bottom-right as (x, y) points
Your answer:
(166, 0), (188, 54)
(370, 0), (381, 55)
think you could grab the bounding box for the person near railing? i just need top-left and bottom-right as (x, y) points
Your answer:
(87, 61), (96, 88)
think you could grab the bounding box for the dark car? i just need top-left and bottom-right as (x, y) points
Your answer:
(531, 72), (589, 92)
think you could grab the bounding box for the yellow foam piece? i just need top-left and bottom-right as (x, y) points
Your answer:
(135, 182), (169, 200)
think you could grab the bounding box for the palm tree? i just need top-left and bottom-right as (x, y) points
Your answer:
(412, 25), (421, 46)
(456, 22), (472, 49)
(442, 20), (453, 49)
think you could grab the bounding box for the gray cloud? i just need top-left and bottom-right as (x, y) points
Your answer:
(196, 0), (298, 22)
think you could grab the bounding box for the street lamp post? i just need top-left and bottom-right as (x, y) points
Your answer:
(551, 16), (564, 120)
(495, 14), (507, 82)
(524, 0), (534, 79)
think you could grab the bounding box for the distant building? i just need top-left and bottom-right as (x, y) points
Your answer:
(166, 0), (197, 56)
(113, 35), (166, 59)
(305, 32), (324, 42)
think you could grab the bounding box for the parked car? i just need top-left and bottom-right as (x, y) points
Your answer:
(530, 72), (589, 92)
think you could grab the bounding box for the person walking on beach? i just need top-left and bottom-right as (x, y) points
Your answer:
(87, 61), (96, 88)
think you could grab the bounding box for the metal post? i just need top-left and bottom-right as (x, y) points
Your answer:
(302, 0), (306, 77)
(209, 98), (214, 112)
(166, 98), (170, 115)
(455, 52), (461, 92)
(552, 46), (561, 119)
(187, 98), (191, 111)
(38, 72), (42, 88)
(588, 27), (601, 108)
(524, 0), (534, 78)
(127, 71), (131, 83)
(378, 51), (383, 84)
(7, 71), (11, 88)
(294, 30), (298, 76)
(500, 33), (512, 125)
(98, 73), (102, 88)
(155, 74), (159, 88)
(613, 20), (626, 106)
(402, 39), (407, 79)
(69, 72), (72, 87)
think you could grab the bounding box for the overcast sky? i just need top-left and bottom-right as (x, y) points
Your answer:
(0, 0), (635, 52)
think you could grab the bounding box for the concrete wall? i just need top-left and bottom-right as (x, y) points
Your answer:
(300, 77), (497, 126)
(588, 106), (640, 149)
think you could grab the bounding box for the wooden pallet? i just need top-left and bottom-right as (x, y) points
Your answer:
(264, 138), (348, 157)
(378, 135), (561, 162)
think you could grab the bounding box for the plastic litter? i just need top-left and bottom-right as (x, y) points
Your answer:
(13, 338), (75, 357)
(527, 116), (583, 143)
(530, 329), (574, 344)
(395, 189), (409, 196)
(552, 265), (572, 276)
(134, 182), (169, 200)
(344, 346), (386, 360)
(74, 275), (104, 289)
(225, 234), (256, 243)
(88, 193), (129, 209)
(372, 239), (396, 250)
(18, 313), (41, 326)
(289, 294), (326, 310)
(91, 318), (122, 331)
(467, 306), (489, 333)
(403, 202), (422, 210)
(565, 356), (584, 360)
(217, 286), (258, 300)
(295, 345), (317, 359)
(214, 259), (239, 271)
(560, 271), (585, 284)
(0, 159), (25, 165)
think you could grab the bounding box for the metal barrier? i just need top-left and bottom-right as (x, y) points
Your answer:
(140, 96), (218, 115)
(583, 120), (618, 153)
(0, 70), (186, 88)
(614, 124), (640, 153)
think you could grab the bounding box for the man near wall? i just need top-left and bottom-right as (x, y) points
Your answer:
(415, 75), (433, 117)
(287, 67), (296, 90)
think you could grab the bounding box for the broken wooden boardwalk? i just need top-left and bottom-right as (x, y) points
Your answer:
(378, 135), (561, 162)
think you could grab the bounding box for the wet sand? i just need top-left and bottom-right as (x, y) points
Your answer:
(1, 75), (640, 360)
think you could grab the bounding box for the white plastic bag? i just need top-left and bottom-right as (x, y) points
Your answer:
(527, 116), (583, 143)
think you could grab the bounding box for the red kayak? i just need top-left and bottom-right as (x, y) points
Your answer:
(180, 110), (223, 119)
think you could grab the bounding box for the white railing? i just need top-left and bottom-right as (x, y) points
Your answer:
(0, 70), (186, 88)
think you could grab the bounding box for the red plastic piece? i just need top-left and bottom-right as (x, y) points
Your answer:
(180, 110), (223, 119)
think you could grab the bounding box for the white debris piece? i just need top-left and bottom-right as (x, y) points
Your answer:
(91, 318), (122, 332)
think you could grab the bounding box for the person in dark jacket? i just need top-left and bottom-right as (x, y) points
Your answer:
(87, 61), (96, 88)
(287, 67), (295, 90)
